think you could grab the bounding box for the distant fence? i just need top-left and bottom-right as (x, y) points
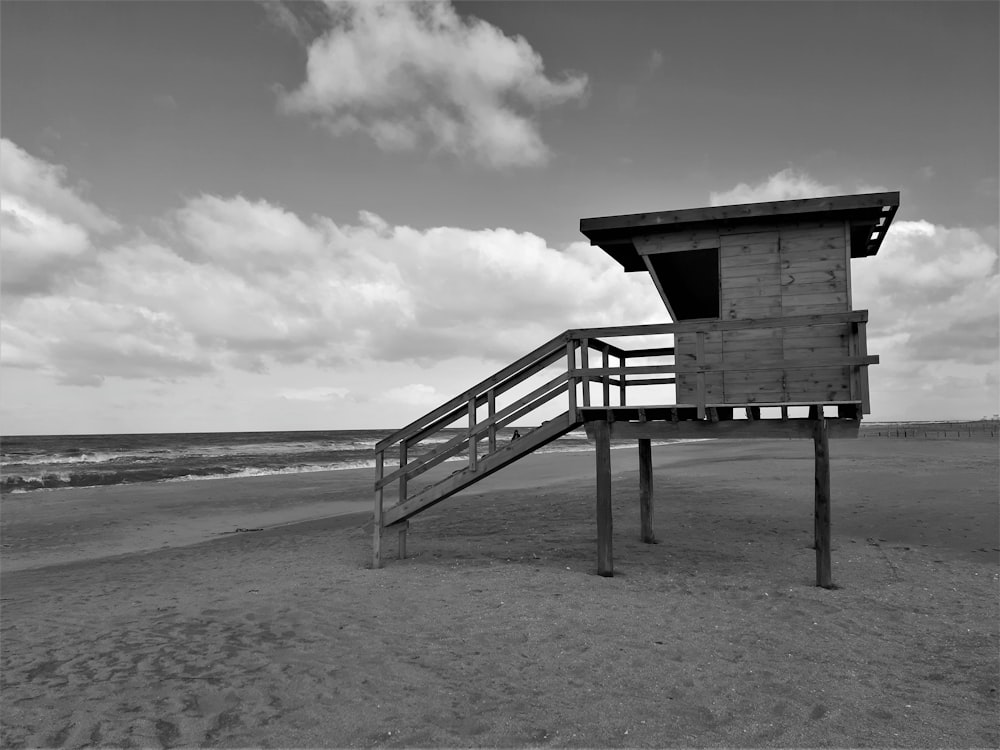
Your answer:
(861, 420), (998, 440)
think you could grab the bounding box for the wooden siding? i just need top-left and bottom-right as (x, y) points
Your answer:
(664, 220), (859, 407)
(675, 331), (722, 403)
(779, 224), (849, 317)
(721, 232), (780, 321)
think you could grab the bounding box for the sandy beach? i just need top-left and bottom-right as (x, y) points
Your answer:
(1, 437), (997, 748)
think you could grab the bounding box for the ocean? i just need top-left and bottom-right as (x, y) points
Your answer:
(1, 427), (679, 494)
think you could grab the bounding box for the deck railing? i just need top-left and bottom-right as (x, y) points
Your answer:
(373, 310), (876, 517)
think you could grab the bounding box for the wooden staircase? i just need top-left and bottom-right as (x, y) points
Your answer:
(372, 311), (878, 567)
(372, 330), (588, 566)
(381, 415), (577, 527)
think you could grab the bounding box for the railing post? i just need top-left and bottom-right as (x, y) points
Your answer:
(468, 397), (478, 471)
(487, 388), (497, 454)
(373, 449), (384, 568)
(580, 338), (591, 407)
(399, 438), (408, 504)
(566, 339), (578, 424)
(602, 344), (610, 407)
(619, 353), (627, 406)
(857, 321), (871, 415)
(695, 331), (707, 420)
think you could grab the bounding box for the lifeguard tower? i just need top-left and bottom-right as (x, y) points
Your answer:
(373, 192), (899, 587)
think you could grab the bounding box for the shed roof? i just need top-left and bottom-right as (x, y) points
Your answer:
(580, 191), (900, 272)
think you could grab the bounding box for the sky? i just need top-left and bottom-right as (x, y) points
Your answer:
(1, 0), (997, 435)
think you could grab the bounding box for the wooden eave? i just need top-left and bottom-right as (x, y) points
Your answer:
(580, 191), (900, 271)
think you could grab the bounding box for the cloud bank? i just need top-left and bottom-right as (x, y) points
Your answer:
(709, 167), (884, 206)
(0, 139), (119, 297)
(278, 1), (588, 168)
(1, 139), (657, 387)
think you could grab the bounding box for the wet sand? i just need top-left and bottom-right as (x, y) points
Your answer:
(1, 437), (997, 747)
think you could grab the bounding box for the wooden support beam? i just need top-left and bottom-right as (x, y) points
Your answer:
(606, 417), (860, 441)
(373, 451), (384, 569)
(813, 417), (833, 588)
(468, 398), (478, 471)
(399, 439), (408, 505)
(567, 341), (577, 424)
(581, 340), (591, 407)
(389, 521), (410, 560)
(602, 345), (611, 406)
(594, 420), (614, 577)
(619, 356), (627, 406)
(487, 389), (497, 454)
(856, 321), (872, 414)
(567, 310), (869, 341)
(638, 438), (655, 544)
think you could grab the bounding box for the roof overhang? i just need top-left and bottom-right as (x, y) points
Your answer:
(580, 191), (900, 272)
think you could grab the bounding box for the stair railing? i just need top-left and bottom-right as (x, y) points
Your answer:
(373, 310), (877, 538)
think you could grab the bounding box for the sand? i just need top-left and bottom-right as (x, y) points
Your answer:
(1, 437), (997, 748)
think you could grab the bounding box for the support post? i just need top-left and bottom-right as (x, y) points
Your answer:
(638, 438), (655, 544)
(468, 397), (478, 471)
(619, 354), (627, 406)
(395, 521), (409, 560)
(487, 389), (497, 454)
(813, 416), (833, 588)
(594, 419), (614, 577)
(566, 340), (577, 425)
(399, 438), (408, 505)
(373, 450), (384, 569)
(602, 345), (610, 406)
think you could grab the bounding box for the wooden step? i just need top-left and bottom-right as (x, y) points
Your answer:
(381, 415), (578, 526)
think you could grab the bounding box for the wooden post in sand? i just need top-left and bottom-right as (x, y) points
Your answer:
(594, 419), (614, 577)
(638, 438), (655, 544)
(373, 450), (384, 569)
(813, 416), (832, 588)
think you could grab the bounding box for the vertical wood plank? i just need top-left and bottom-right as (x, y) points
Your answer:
(638, 438), (655, 544)
(468, 397), (478, 471)
(814, 417), (833, 588)
(566, 340), (577, 424)
(619, 355), (627, 406)
(594, 419), (614, 577)
(581, 339), (591, 407)
(696, 331), (707, 419)
(399, 438), (408, 505)
(397, 522), (408, 560)
(487, 389), (497, 454)
(843, 219), (853, 310)
(602, 345), (611, 406)
(857, 322), (871, 414)
(373, 450), (384, 569)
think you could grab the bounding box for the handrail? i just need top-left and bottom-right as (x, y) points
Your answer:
(567, 310), (867, 339)
(375, 330), (568, 451)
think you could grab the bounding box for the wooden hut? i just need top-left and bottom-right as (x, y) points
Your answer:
(373, 192), (899, 587)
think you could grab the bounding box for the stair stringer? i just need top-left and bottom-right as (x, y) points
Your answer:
(381, 413), (581, 527)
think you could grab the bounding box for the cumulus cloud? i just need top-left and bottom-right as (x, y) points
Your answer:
(278, 386), (349, 401)
(0, 140), (659, 387)
(709, 167), (885, 205)
(257, 0), (329, 44)
(0, 138), (119, 296)
(384, 383), (444, 406)
(853, 220), (999, 367)
(279, 1), (588, 168)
